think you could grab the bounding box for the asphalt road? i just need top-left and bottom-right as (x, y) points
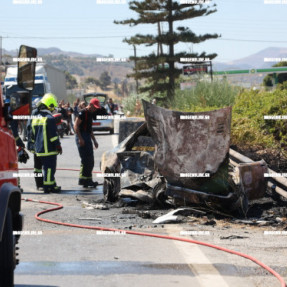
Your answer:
(14, 122), (287, 287)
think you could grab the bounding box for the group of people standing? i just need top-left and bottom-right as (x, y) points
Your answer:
(57, 99), (87, 136)
(26, 93), (100, 193)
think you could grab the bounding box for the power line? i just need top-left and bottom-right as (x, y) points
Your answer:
(2, 35), (287, 43)
(1, 36), (126, 39)
(217, 38), (287, 43)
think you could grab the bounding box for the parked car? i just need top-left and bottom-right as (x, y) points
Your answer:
(83, 93), (114, 134)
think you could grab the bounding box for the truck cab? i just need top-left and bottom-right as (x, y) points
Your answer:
(0, 45), (36, 286)
(4, 63), (51, 108)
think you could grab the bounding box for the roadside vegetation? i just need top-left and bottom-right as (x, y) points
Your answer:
(171, 79), (239, 112)
(122, 93), (149, 116)
(126, 79), (287, 167)
(232, 88), (287, 151)
(170, 80), (287, 153)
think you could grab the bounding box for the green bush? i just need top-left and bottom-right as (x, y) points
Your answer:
(122, 93), (150, 116)
(171, 79), (240, 112)
(169, 80), (287, 153)
(232, 89), (287, 150)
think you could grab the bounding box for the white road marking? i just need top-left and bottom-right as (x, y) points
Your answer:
(165, 225), (232, 287)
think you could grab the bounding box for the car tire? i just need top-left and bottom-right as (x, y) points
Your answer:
(0, 208), (15, 287)
(110, 128), (114, 135)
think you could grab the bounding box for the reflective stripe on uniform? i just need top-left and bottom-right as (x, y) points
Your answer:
(50, 136), (58, 142)
(32, 117), (49, 154)
(36, 151), (58, 157)
(44, 168), (55, 185)
(79, 175), (92, 179)
(79, 165), (92, 179)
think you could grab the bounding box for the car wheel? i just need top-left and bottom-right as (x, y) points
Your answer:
(0, 208), (15, 287)
(110, 128), (114, 135)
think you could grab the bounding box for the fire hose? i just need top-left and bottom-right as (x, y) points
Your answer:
(19, 168), (286, 287)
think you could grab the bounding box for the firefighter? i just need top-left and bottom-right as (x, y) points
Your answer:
(74, 98), (99, 188)
(27, 104), (44, 190)
(28, 93), (62, 193)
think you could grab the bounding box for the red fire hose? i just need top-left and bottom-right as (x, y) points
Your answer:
(19, 167), (286, 286)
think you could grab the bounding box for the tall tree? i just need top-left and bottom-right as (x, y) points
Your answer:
(99, 71), (111, 90)
(85, 77), (101, 86)
(115, 0), (219, 101)
(65, 71), (78, 89)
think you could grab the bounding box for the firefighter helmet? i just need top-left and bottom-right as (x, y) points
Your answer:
(41, 93), (58, 111)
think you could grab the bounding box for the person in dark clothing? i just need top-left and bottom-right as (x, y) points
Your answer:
(27, 108), (44, 190)
(107, 98), (115, 114)
(72, 99), (80, 127)
(27, 93), (62, 193)
(58, 102), (68, 120)
(73, 99), (80, 118)
(65, 102), (74, 135)
(74, 98), (99, 188)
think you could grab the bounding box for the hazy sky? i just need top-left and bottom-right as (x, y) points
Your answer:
(1, 0), (287, 63)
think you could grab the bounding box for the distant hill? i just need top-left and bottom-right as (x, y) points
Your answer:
(37, 47), (104, 58)
(2, 47), (103, 58)
(1, 47), (133, 82)
(3, 46), (287, 82)
(214, 47), (287, 71)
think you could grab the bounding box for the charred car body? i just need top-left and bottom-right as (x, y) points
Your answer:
(101, 100), (268, 215)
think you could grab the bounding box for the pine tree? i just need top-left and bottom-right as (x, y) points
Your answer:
(115, 0), (219, 101)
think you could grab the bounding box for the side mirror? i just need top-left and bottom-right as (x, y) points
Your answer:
(9, 45), (37, 116)
(17, 45), (37, 91)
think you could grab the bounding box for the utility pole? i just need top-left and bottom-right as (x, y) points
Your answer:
(157, 22), (163, 57)
(157, 22), (164, 71)
(167, 0), (175, 101)
(133, 44), (139, 94)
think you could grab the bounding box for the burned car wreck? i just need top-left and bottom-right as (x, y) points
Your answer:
(101, 100), (268, 214)
(101, 122), (166, 205)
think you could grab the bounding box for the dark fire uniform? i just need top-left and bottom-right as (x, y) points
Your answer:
(76, 109), (94, 183)
(29, 109), (61, 192)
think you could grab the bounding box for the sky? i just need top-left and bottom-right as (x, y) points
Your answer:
(1, 0), (287, 63)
